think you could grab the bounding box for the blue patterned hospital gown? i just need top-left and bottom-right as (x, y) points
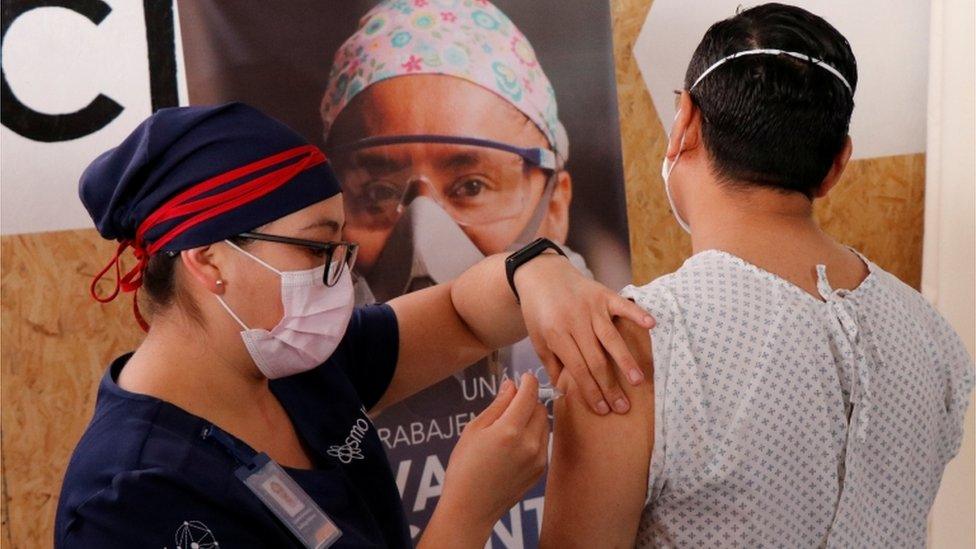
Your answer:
(620, 250), (974, 548)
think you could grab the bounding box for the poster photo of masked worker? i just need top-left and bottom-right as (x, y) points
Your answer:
(176, 0), (632, 544)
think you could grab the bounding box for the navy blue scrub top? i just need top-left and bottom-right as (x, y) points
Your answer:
(55, 304), (411, 548)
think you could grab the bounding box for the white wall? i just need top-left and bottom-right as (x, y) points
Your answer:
(924, 0), (976, 546)
(634, 0), (929, 160)
(0, 1), (187, 235)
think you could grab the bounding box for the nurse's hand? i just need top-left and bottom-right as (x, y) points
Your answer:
(422, 375), (548, 548)
(514, 254), (655, 416)
(394, 251), (654, 417)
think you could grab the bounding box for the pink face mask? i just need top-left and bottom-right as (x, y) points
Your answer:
(216, 240), (355, 379)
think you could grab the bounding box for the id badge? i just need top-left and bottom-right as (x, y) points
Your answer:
(236, 453), (342, 548)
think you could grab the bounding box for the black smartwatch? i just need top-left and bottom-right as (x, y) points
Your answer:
(505, 237), (567, 303)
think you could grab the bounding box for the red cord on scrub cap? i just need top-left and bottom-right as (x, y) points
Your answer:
(81, 103), (338, 332)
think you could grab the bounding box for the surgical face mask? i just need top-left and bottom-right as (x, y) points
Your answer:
(216, 240), (355, 379)
(356, 195), (592, 304)
(661, 116), (692, 234)
(359, 196), (484, 303)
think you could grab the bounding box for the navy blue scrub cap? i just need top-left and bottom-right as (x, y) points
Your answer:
(81, 102), (341, 330)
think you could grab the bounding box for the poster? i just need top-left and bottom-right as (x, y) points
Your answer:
(177, 1), (629, 544)
(190, 0), (630, 545)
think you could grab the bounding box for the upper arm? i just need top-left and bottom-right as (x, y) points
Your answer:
(540, 317), (654, 548)
(375, 283), (491, 412)
(339, 304), (401, 411)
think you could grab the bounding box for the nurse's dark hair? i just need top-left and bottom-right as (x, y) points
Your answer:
(685, 3), (857, 197)
(142, 235), (252, 320)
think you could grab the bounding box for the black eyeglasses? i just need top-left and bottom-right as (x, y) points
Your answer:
(238, 231), (358, 286)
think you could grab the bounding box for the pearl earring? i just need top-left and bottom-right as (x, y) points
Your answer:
(215, 280), (224, 287)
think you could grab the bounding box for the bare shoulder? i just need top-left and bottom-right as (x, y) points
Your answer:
(541, 316), (654, 548)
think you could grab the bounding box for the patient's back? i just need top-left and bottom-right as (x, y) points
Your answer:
(622, 249), (973, 548)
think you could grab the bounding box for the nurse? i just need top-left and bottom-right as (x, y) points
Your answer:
(54, 103), (651, 548)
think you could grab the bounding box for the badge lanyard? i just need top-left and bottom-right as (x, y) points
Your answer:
(203, 424), (343, 548)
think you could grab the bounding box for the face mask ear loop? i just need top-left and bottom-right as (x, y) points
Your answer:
(668, 131), (688, 179)
(215, 294), (250, 331)
(663, 129), (692, 234)
(224, 239), (283, 275)
(664, 108), (689, 183)
(218, 239), (282, 330)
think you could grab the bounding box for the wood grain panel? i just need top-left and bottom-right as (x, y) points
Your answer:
(1, 230), (143, 547)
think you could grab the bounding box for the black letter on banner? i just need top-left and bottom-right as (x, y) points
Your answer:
(0, 0), (124, 142)
(142, 0), (179, 112)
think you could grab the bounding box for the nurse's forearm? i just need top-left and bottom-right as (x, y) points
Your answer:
(377, 254), (557, 413)
(380, 283), (495, 412)
(382, 250), (648, 414)
(420, 497), (493, 549)
(451, 250), (654, 418)
(450, 252), (563, 350)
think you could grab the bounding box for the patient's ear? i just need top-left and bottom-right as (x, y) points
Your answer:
(814, 135), (853, 198)
(611, 315), (653, 378)
(666, 92), (703, 160)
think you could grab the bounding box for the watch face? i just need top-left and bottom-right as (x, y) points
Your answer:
(521, 238), (548, 257)
(507, 239), (565, 302)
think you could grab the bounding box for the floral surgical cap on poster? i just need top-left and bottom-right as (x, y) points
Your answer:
(321, 0), (570, 161)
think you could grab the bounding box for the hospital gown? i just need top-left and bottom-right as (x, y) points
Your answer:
(620, 249), (974, 548)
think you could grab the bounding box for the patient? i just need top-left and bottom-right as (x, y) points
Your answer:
(540, 4), (974, 547)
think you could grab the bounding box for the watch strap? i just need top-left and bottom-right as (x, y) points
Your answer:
(504, 237), (567, 303)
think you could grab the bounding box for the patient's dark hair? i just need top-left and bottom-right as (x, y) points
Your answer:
(685, 3), (857, 197)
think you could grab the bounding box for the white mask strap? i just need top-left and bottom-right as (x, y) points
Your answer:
(662, 127), (692, 234)
(224, 239), (283, 275)
(216, 240), (283, 331)
(215, 295), (250, 331)
(690, 48), (853, 94)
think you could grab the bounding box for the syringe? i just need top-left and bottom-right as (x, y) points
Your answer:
(537, 386), (564, 402)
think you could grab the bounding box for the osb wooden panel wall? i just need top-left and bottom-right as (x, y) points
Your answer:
(1, 230), (145, 546)
(0, 0), (924, 546)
